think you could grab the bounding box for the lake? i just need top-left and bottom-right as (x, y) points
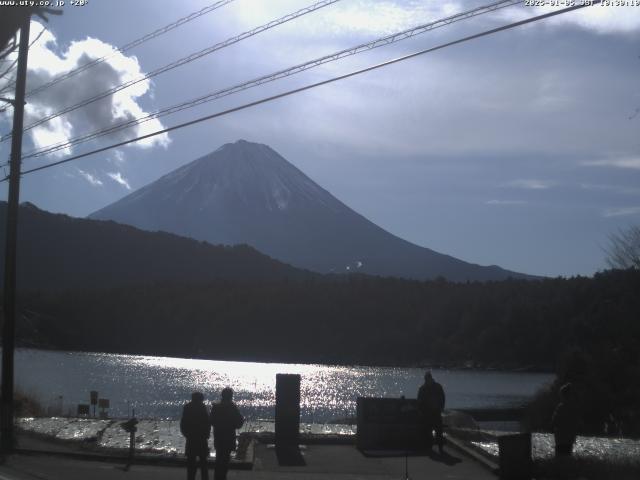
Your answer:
(13, 348), (553, 422)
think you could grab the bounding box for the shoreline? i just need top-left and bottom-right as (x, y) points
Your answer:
(14, 345), (556, 373)
(16, 416), (356, 458)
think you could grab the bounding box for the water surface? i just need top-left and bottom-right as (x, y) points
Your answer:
(14, 348), (553, 422)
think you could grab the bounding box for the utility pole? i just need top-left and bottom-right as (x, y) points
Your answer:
(1, 13), (31, 453)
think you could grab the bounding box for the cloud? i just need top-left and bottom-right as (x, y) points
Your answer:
(248, 15), (637, 160)
(602, 206), (640, 217)
(233, 1), (640, 40)
(110, 149), (126, 165)
(583, 157), (640, 170)
(233, 1), (465, 37)
(485, 199), (527, 205)
(504, 179), (555, 190)
(580, 183), (640, 196)
(107, 171), (131, 190)
(2, 21), (170, 158)
(498, 2), (640, 35)
(320, 1), (463, 35)
(77, 169), (103, 187)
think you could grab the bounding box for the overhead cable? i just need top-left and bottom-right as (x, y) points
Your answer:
(5, 1), (600, 181)
(21, 0), (520, 159)
(0, 36), (18, 63)
(0, 26), (48, 107)
(19, 0), (236, 99)
(2, 0), (341, 142)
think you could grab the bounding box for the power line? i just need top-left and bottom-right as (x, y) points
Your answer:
(0, 80), (16, 96)
(29, 26), (48, 48)
(20, 0), (520, 160)
(0, 26), (47, 105)
(0, 35), (18, 63)
(0, 0), (236, 99)
(0, 59), (19, 86)
(5, 1), (600, 182)
(1, 0), (341, 143)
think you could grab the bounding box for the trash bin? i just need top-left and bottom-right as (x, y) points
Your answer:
(498, 432), (532, 480)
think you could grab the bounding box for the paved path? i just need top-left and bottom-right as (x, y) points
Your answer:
(0, 444), (496, 479)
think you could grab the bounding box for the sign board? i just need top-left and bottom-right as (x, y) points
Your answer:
(98, 398), (110, 409)
(77, 404), (90, 415)
(90, 391), (98, 405)
(356, 397), (427, 452)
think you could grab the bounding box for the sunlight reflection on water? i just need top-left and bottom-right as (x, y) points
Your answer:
(15, 348), (553, 422)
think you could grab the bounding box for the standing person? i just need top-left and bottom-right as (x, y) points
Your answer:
(552, 383), (580, 457)
(417, 371), (446, 453)
(210, 387), (244, 480)
(180, 391), (211, 480)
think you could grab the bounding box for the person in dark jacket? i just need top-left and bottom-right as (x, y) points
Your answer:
(552, 383), (580, 457)
(180, 391), (211, 480)
(417, 371), (446, 453)
(210, 387), (244, 480)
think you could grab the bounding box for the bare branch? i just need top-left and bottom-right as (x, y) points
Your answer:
(605, 225), (640, 270)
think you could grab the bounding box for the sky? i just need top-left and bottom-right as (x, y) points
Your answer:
(0, 0), (638, 278)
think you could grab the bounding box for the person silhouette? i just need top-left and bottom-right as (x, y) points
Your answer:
(417, 371), (445, 453)
(180, 391), (210, 480)
(552, 383), (580, 457)
(210, 387), (244, 480)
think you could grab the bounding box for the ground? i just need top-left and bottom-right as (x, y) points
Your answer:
(0, 442), (496, 479)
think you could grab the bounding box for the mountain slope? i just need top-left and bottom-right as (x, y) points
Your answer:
(90, 140), (529, 281)
(0, 202), (308, 291)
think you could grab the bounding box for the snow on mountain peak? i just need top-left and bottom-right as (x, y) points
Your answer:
(89, 140), (529, 281)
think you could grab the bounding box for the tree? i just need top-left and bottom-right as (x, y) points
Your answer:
(605, 225), (640, 270)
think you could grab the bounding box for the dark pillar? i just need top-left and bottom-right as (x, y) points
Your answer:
(275, 373), (300, 448)
(498, 432), (532, 480)
(1, 14), (31, 453)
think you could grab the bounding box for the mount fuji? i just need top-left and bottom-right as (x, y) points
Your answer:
(90, 140), (529, 281)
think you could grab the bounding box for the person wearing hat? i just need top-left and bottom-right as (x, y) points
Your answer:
(210, 387), (244, 480)
(417, 371), (446, 453)
(180, 391), (211, 480)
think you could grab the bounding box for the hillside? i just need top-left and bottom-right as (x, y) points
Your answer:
(0, 202), (309, 291)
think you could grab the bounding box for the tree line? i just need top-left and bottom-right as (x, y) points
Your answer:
(9, 267), (640, 435)
(13, 268), (638, 367)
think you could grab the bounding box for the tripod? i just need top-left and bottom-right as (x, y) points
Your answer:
(399, 399), (414, 480)
(403, 446), (411, 480)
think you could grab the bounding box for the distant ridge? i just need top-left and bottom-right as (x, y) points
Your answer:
(0, 202), (308, 291)
(90, 140), (531, 281)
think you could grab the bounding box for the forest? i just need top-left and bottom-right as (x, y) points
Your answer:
(7, 267), (640, 434)
(15, 269), (638, 367)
